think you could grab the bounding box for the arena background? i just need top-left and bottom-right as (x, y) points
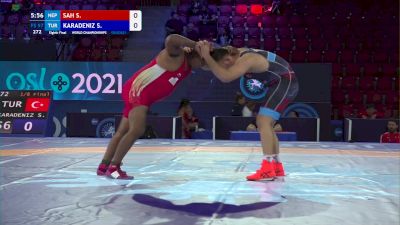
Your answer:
(0, 1), (398, 141)
(0, 1), (399, 225)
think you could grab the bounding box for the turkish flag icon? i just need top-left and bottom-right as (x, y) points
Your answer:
(25, 98), (51, 112)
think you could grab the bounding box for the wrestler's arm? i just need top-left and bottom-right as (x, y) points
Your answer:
(164, 34), (197, 57)
(202, 53), (253, 83)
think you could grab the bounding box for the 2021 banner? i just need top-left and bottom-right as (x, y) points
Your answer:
(0, 61), (144, 101)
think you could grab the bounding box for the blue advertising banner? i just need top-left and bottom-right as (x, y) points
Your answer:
(0, 61), (143, 101)
(0, 61), (332, 102)
(0, 61), (333, 139)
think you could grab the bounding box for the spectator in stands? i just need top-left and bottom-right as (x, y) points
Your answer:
(178, 99), (200, 139)
(217, 28), (232, 46)
(360, 104), (383, 119)
(242, 101), (256, 117)
(231, 92), (246, 116)
(183, 23), (200, 41)
(197, 5), (217, 41)
(189, 0), (202, 16)
(165, 12), (185, 36)
(199, 5), (217, 26)
(380, 120), (400, 143)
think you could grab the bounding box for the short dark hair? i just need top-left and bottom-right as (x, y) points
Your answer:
(210, 46), (239, 62)
(178, 98), (190, 110)
(387, 120), (399, 132)
(210, 48), (230, 62)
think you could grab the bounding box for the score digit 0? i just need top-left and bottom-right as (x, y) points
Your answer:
(24, 122), (33, 132)
(129, 10), (142, 31)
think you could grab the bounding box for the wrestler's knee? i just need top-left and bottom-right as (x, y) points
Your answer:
(256, 114), (275, 128)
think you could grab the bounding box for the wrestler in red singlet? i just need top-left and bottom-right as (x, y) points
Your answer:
(97, 34), (203, 179)
(121, 56), (191, 118)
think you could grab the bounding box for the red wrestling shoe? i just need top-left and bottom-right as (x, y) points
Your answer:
(96, 163), (108, 176)
(105, 164), (134, 180)
(246, 159), (276, 181)
(274, 161), (285, 177)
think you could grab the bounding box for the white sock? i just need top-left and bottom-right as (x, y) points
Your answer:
(264, 155), (275, 162)
(273, 155), (281, 163)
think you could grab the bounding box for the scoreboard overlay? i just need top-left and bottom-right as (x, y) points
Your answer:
(30, 10), (142, 35)
(0, 90), (52, 136)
